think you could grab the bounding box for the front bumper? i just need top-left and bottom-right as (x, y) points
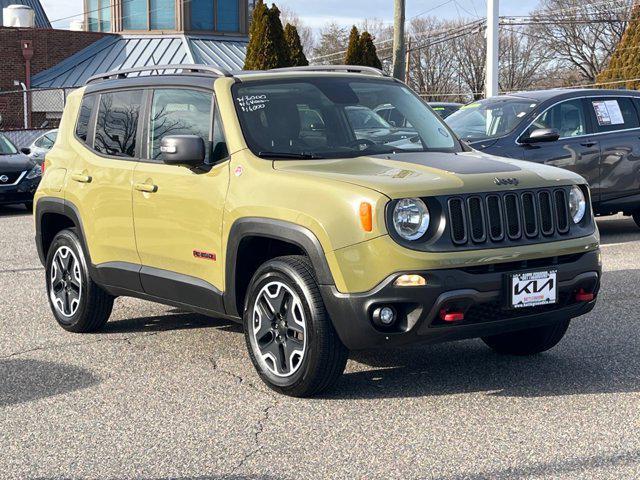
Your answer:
(321, 249), (600, 350)
(0, 176), (39, 205)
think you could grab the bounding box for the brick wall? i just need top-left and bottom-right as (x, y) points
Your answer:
(0, 27), (114, 129)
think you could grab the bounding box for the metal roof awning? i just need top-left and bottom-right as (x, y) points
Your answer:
(31, 34), (247, 89)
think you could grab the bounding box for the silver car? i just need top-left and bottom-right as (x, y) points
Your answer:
(23, 129), (57, 161)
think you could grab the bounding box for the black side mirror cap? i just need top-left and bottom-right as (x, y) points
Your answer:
(522, 128), (560, 144)
(160, 135), (206, 167)
(20, 147), (30, 155)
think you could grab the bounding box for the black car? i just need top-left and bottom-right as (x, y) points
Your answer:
(0, 132), (42, 210)
(446, 89), (640, 226)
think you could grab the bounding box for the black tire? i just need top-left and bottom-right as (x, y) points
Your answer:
(23, 201), (33, 212)
(633, 210), (640, 228)
(45, 228), (114, 333)
(243, 255), (348, 397)
(482, 318), (571, 356)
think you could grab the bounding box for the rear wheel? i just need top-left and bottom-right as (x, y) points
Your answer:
(45, 228), (114, 333)
(243, 255), (348, 397)
(482, 318), (571, 356)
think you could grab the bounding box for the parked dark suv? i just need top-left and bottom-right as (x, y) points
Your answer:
(446, 89), (640, 225)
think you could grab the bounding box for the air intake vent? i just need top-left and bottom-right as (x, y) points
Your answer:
(467, 196), (486, 243)
(521, 192), (538, 237)
(503, 193), (521, 239)
(555, 189), (570, 233)
(538, 191), (554, 235)
(448, 198), (467, 244)
(486, 195), (504, 241)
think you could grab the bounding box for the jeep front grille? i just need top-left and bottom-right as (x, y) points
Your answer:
(447, 188), (573, 247)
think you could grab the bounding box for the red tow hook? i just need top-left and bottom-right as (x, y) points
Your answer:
(440, 309), (465, 322)
(575, 289), (595, 302)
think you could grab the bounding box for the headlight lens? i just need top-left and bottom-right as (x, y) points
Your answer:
(392, 198), (430, 240)
(569, 185), (586, 224)
(26, 164), (42, 179)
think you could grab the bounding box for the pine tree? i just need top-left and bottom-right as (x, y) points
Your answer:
(345, 26), (361, 65)
(284, 23), (308, 66)
(595, 4), (640, 89)
(244, 0), (268, 69)
(359, 31), (382, 70)
(244, 3), (290, 70)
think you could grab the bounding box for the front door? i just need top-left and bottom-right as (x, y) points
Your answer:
(132, 88), (230, 313)
(522, 98), (601, 201)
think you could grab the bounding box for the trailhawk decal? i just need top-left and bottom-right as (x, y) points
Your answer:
(193, 250), (216, 261)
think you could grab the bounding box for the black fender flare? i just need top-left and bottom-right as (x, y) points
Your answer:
(35, 197), (91, 266)
(223, 217), (335, 317)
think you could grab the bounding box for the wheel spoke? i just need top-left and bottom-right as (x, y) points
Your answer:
(49, 246), (82, 318)
(265, 285), (288, 315)
(282, 338), (303, 373)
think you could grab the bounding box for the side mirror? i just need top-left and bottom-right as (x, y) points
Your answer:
(160, 135), (205, 167)
(522, 128), (560, 144)
(20, 147), (31, 155)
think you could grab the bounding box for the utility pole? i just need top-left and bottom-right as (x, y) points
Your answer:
(485, 0), (499, 98)
(405, 37), (411, 84)
(392, 0), (406, 81)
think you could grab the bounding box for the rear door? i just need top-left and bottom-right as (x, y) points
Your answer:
(521, 98), (601, 201)
(585, 96), (640, 204)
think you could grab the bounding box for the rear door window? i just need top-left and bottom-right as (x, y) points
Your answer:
(589, 97), (639, 133)
(94, 90), (143, 158)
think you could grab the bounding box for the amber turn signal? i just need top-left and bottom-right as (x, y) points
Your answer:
(359, 202), (373, 232)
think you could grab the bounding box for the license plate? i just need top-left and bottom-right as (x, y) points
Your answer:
(510, 270), (557, 308)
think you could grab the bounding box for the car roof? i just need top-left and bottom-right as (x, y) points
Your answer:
(488, 88), (640, 103)
(427, 102), (463, 107)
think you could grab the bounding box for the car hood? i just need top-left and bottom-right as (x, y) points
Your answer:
(273, 151), (586, 198)
(0, 153), (35, 173)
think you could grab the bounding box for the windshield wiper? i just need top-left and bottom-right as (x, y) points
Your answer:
(258, 151), (324, 160)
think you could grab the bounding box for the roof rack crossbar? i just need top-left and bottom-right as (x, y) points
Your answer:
(271, 65), (386, 77)
(86, 64), (232, 85)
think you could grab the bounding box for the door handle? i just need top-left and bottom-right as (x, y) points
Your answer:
(580, 141), (597, 147)
(71, 173), (92, 183)
(134, 182), (158, 193)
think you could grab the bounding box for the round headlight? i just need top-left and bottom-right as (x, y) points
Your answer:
(569, 185), (586, 224)
(392, 198), (430, 240)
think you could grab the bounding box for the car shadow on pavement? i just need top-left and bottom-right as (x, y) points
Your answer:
(596, 216), (640, 245)
(0, 204), (31, 217)
(102, 310), (242, 335)
(0, 358), (98, 407)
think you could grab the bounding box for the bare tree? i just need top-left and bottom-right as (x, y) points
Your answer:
(312, 22), (349, 65)
(499, 25), (551, 92)
(451, 23), (486, 100)
(533, 0), (631, 82)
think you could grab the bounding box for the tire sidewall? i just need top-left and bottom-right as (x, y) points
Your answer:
(243, 260), (324, 391)
(45, 229), (92, 330)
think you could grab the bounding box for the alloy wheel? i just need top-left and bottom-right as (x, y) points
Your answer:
(251, 281), (307, 377)
(49, 246), (82, 318)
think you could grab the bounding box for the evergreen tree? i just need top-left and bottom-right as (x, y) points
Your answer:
(596, 4), (640, 89)
(244, 3), (290, 70)
(345, 26), (361, 65)
(244, 0), (268, 69)
(284, 23), (308, 66)
(359, 31), (382, 70)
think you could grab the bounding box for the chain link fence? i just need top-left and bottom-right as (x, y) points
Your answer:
(0, 87), (75, 133)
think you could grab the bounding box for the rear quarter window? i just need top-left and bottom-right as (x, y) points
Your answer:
(75, 94), (96, 143)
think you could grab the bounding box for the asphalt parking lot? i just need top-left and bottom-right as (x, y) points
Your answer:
(1, 205), (640, 480)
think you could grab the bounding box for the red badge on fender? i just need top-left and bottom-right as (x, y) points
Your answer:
(193, 250), (216, 261)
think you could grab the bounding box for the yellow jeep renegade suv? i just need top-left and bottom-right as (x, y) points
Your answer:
(35, 65), (601, 397)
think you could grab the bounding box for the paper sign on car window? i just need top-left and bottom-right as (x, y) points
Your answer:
(592, 100), (624, 126)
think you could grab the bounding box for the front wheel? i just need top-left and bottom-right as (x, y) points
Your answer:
(243, 255), (348, 397)
(45, 228), (114, 333)
(482, 318), (571, 356)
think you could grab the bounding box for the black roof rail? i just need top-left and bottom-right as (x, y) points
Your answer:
(85, 64), (232, 85)
(270, 65), (387, 77)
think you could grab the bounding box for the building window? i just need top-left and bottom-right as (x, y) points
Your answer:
(87, 0), (110, 32)
(122, 0), (175, 30)
(190, 0), (240, 32)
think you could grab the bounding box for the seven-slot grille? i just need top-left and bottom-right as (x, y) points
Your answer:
(447, 188), (571, 246)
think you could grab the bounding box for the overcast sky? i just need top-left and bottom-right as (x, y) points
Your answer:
(42, 0), (541, 30)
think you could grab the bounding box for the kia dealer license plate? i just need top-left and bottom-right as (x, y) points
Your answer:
(510, 270), (557, 308)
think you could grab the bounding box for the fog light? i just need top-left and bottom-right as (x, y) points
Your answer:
(394, 274), (426, 287)
(372, 306), (397, 328)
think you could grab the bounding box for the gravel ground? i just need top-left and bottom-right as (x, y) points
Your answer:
(1, 204), (639, 480)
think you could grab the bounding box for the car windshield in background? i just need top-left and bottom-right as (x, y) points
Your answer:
(233, 78), (459, 159)
(0, 134), (17, 155)
(446, 97), (538, 142)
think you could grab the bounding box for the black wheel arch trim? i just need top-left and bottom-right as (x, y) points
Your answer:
(224, 217), (335, 317)
(35, 197), (92, 267)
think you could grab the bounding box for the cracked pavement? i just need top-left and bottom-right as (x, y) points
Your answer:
(1, 204), (640, 479)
